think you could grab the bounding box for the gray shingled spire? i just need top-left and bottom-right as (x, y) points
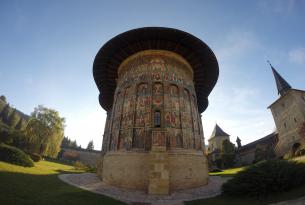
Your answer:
(268, 62), (292, 96)
(209, 124), (230, 139)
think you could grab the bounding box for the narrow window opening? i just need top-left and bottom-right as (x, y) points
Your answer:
(154, 111), (161, 128)
(294, 118), (297, 123)
(284, 123), (287, 129)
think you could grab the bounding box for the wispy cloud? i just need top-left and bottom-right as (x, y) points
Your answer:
(215, 30), (261, 62)
(203, 84), (275, 145)
(288, 47), (305, 65)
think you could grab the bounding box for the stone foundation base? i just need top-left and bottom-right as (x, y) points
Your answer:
(99, 150), (209, 193)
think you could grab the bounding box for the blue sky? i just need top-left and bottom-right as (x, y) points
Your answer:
(1, 0), (305, 149)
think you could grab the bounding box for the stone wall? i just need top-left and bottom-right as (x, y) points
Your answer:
(269, 89), (305, 157)
(61, 148), (101, 167)
(101, 150), (208, 192)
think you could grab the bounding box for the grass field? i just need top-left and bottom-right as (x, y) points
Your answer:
(1, 159), (305, 205)
(209, 167), (244, 177)
(0, 160), (126, 205)
(185, 184), (305, 205)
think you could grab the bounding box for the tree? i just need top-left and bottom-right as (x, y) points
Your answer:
(15, 118), (27, 131)
(221, 139), (235, 168)
(0, 96), (7, 114)
(86, 140), (94, 150)
(25, 105), (65, 157)
(71, 140), (78, 148)
(8, 110), (20, 129)
(1, 104), (12, 124)
(0, 95), (7, 103)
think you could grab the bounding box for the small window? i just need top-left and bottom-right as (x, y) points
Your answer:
(154, 111), (161, 127)
(294, 118), (297, 123)
(284, 123), (287, 129)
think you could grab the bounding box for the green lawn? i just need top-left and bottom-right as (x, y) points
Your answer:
(2, 159), (305, 205)
(185, 184), (305, 205)
(209, 167), (244, 177)
(0, 160), (126, 205)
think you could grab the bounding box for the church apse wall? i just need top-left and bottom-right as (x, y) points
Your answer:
(104, 50), (204, 153)
(93, 27), (219, 194)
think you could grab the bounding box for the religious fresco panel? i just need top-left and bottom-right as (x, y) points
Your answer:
(133, 128), (145, 149)
(170, 85), (179, 97)
(145, 129), (152, 150)
(107, 53), (204, 152)
(164, 94), (171, 110)
(144, 111), (151, 127)
(182, 129), (191, 149)
(118, 129), (132, 150)
(171, 111), (180, 128)
(152, 131), (166, 146)
(164, 111), (171, 128)
(135, 111), (145, 127)
(153, 95), (163, 109)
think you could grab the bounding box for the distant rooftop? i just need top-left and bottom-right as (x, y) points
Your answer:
(209, 124), (230, 140)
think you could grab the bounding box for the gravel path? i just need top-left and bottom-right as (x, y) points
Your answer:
(58, 173), (229, 205)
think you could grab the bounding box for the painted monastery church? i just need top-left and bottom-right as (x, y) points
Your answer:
(207, 64), (305, 165)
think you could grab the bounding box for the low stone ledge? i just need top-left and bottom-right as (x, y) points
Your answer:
(58, 173), (229, 205)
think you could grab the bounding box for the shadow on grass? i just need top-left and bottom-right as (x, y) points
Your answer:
(185, 184), (305, 205)
(0, 171), (127, 205)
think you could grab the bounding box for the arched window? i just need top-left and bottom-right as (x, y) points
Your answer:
(154, 111), (161, 127)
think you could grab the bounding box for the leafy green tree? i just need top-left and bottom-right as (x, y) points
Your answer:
(15, 118), (28, 131)
(221, 139), (235, 168)
(8, 110), (20, 129)
(0, 95), (7, 103)
(25, 105), (65, 157)
(1, 104), (12, 124)
(86, 140), (94, 150)
(0, 97), (7, 113)
(71, 140), (77, 148)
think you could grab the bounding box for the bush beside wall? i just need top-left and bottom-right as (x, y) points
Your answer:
(0, 143), (34, 167)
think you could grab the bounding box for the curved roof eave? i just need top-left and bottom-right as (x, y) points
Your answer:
(93, 27), (219, 113)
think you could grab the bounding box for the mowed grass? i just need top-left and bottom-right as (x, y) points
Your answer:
(0, 160), (126, 205)
(209, 167), (244, 177)
(185, 184), (305, 205)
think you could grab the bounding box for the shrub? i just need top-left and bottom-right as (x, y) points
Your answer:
(29, 153), (41, 162)
(210, 168), (223, 173)
(74, 161), (97, 172)
(0, 143), (34, 167)
(222, 159), (305, 197)
(74, 161), (87, 170)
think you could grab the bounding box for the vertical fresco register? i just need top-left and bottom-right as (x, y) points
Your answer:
(93, 27), (219, 194)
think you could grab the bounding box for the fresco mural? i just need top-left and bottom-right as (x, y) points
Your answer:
(106, 52), (204, 151)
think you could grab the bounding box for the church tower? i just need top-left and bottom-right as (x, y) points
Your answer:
(268, 63), (305, 157)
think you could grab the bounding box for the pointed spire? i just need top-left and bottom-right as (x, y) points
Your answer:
(268, 61), (292, 96)
(209, 123), (230, 139)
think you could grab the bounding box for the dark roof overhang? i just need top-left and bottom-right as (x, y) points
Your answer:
(93, 27), (219, 113)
